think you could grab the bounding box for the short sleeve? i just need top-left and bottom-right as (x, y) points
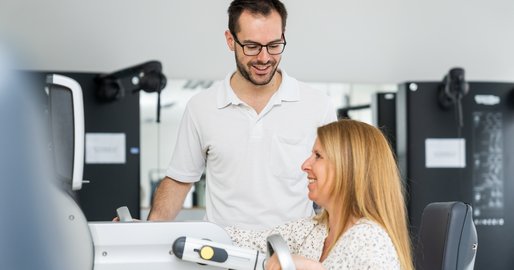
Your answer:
(165, 102), (206, 182)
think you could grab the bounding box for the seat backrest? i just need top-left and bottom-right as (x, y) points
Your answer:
(415, 201), (478, 270)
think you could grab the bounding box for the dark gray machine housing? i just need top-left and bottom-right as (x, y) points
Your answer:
(372, 92), (397, 156)
(396, 81), (514, 269)
(27, 71), (141, 221)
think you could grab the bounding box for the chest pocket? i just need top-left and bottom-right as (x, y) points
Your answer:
(270, 134), (310, 179)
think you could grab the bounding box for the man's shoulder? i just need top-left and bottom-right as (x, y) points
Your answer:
(282, 71), (323, 97)
(186, 80), (223, 107)
(280, 74), (336, 120)
(298, 85), (332, 109)
(293, 80), (331, 102)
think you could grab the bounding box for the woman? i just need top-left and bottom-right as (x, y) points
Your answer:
(226, 119), (413, 269)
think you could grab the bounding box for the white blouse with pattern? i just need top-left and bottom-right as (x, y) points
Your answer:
(225, 217), (400, 270)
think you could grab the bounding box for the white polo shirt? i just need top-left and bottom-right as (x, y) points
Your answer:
(166, 70), (336, 229)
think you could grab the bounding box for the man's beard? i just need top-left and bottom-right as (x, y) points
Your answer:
(234, 51), (279, 86)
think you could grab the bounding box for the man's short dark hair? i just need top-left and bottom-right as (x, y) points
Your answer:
(228, 0), (288, 34)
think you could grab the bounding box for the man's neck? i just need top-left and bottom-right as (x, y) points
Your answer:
(231, 70), (282, 97)
(230, 70), (282, 114)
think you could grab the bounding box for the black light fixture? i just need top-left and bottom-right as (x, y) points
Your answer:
(337, 104), (371, 119)
(438, 67), (469, 128)
(96, 60), (167, 122)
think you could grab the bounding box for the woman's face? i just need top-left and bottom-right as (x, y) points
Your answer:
(301, 138), (335, 209)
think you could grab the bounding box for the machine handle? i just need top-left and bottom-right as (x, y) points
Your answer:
(172, 236), (264, 269)
(116, 206), (133, 222)
(266, 234), (296, 270)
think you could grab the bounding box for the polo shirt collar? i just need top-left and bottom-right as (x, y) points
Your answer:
(272, 70), (300, 104)
(216, 69), (300, 109)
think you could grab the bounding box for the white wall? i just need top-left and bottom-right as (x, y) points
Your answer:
(1, 0), (513, 83)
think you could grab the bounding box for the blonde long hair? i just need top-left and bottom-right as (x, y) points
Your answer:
(315, 119), (413, 270)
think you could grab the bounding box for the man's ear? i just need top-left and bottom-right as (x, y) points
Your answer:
(225, 30), (235, 51)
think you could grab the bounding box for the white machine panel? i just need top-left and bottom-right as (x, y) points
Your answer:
(89, 221), (233, 270)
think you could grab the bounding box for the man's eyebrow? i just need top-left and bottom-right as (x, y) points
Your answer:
(241, 37), (284, 44)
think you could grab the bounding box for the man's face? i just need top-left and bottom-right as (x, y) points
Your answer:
(228, 10), (284, 86)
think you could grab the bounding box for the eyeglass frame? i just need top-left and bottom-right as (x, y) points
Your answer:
(231, 32), (287, 56)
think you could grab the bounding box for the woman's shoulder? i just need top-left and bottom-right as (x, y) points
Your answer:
(343, 218), (395, 249)
(352, 218), (390, 236)
(326, 218), (400, 269)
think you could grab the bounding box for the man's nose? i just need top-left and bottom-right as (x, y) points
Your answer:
(256, 47), (271, 62)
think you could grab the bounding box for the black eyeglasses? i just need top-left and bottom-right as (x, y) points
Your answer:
(232, 32), (286, 56)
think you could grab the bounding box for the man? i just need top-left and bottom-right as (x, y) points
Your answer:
(148, 0), (336, 229)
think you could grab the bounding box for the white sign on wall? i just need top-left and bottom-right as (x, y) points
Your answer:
(86, 133), (126, 164)
(425, 138), (466, 168)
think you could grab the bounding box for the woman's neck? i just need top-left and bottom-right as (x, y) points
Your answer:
(320, 213), (359, 262)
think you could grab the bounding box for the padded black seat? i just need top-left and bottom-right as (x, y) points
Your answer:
(416, 201), (478, 270)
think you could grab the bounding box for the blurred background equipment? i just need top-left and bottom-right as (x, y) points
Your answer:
(95, 60), (166, 122)
(47, 74), (85, 195)
(438, 67), (470, 128)
(396, 68), (514, 269)
(337, 104), (370, 119)
(371, 92), (397, 156)
(26, 62), (149, 220)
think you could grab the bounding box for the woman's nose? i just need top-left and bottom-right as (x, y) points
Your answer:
(301, 156), (312, 172)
